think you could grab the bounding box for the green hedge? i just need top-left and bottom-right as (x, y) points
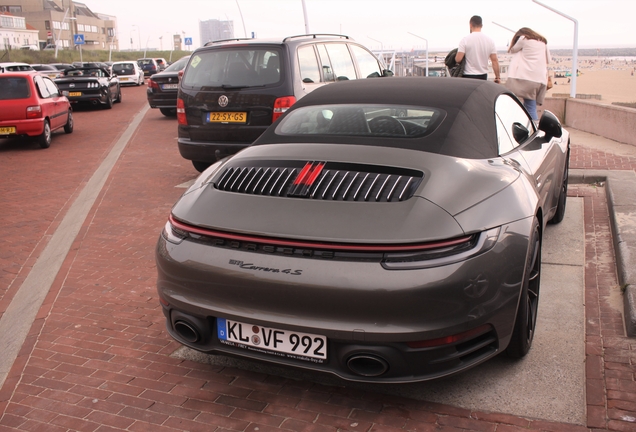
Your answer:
(0, 48), (192, 64)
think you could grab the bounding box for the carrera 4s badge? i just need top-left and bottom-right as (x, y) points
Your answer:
(229, 259), (302, 275)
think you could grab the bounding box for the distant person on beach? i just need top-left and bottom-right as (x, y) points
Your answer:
(455, 15), (501, 82)
(505, 27), (550, 121)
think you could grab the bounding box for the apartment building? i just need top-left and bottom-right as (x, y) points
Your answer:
(0, 11), (39, 49)
(199, 19), (233, 45)
(0, 0), (118, 51)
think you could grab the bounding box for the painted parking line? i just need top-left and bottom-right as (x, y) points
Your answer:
(0, 105), (151, 390)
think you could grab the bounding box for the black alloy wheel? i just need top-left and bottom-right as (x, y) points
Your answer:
(105, 91), (113, 109)
(506, 216), (541, 358)
(548, 147), (570, 224)
(115, 86), (122, 103)
(64, 110), (74, 133)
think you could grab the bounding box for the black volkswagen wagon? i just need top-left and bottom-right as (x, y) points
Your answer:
(177, 34), (393, 172)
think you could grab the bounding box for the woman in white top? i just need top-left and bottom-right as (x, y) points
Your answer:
(505, 28), (550, 121)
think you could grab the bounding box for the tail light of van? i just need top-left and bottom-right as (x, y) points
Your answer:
(273, 96), (296, 122)
(177, 98), (187, 125)
(26, 105), (42, 119)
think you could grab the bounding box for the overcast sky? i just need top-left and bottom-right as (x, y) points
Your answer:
(79, 0), (635, 53)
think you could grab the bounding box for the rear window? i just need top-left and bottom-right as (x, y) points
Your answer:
(2, 65), (34, 72)
(113, 63), (135, 74)
(182, 47), (282, 89)
(163, 56), (189, 72)
(32, 65), (57, 72)
(0, 77), (31, 100)
(276, 104), (443, 138)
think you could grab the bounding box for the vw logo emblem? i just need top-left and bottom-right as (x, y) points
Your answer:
(69, 83), (75, 88)
(218, 95), (229, 107)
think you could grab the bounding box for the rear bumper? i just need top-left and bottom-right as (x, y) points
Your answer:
(118, 75), (141, 85)
(66, 92), (109, 105)
(0, 118), (45, 137)
(147, 92), (178, 109)
(177, 137), (251, 162)
(155, 216), (534, 382)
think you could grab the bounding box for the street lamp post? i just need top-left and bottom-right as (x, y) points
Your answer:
(407, 32), (428, 77)
(235, 0), (247, 38)
(107, 32), (115, 62)
(68, 17), (80, 63)
(54, 8), (69, 59)
(132, 25), (141, 52)
(532, 0), (578, 98)
(301, 0), (310, 34)
(492, 21), (516, 34)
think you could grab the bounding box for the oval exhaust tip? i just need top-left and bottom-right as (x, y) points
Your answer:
(347, 355), (389, 377)
(174, 320), (200, 343)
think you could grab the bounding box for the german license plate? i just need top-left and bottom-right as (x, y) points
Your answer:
(217, 318), (327, 362)
(207, 112), (247, 123)
(162, 83), (178, 90)
(0, 126), (16, 134)
(69, 92), (82, 97)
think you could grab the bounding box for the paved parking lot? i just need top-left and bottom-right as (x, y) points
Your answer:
(1, 86), (636, 431)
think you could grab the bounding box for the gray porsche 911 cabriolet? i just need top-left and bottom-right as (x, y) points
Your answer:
(156, 77), (570, 383)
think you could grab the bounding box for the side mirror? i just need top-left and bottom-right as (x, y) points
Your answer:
(538, 110), (563, 140)
(512, 122), (530, 144)
(382, 69), (394, 77)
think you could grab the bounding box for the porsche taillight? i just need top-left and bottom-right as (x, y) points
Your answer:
(26, 105), (42, 119)
(272, 96), (296, 122)
(406, 325), (493, 348)
(177, 98), (187, 125)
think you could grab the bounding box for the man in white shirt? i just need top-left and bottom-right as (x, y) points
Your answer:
(455, 16), (501, 83)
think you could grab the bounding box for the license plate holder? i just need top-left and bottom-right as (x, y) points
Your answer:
(0, 126), (16, 134)
(217, 318), (327, 362)
(207, 112), (247, 124)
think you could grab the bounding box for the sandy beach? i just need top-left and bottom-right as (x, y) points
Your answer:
(547, 55), (636, 104)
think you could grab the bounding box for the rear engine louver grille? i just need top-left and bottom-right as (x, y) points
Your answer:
(214, 161), (423, 202)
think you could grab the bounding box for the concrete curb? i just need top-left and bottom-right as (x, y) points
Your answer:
(570, 169), (636, 336)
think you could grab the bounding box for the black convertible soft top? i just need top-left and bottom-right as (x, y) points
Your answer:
(254, 77), (509, 159)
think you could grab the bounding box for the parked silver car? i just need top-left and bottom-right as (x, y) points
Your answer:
(156, 77), (570, 382)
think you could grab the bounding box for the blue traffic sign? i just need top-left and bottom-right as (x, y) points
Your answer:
(73, 34), (85, 45)
(184, 37), (192, 46)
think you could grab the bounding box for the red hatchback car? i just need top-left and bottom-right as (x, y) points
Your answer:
(0, 71), (73, 148)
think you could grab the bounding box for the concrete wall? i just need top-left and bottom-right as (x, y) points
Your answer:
(538, 98), (636, 147)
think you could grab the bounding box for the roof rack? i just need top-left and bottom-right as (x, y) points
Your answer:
(282, 34), (351, 43)
(204, 38), (254, 47)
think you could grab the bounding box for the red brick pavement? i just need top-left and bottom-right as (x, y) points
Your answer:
(1, 93), (636, 431)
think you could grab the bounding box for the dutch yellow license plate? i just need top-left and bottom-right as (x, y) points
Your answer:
(207, 112), (247, 123)
(69, 92), (82, 97)
(0, 126), (16, 134)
